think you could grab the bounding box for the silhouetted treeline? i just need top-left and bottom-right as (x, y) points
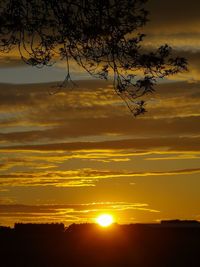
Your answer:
(0, 221), (200, 267)
(14, 223), (65, 235)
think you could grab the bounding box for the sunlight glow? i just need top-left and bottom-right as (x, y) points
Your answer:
(96, 214), (114, 227)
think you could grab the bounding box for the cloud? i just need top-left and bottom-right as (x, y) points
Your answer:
(0, 202), (159, 226)
(0, 115), (200, 143)
(145, 154), (200, 161)
(0, 157), (38, 171)
(0, 202), (159, 213)
(2, 136), (200, 153)
(0, 197), (15, 204)
(0, 80), (199, 147)
(141, 0), (200, 83)
(146, 0), (200, 35)
(0, 167), (200, 188)
(0, 51), (25, 68)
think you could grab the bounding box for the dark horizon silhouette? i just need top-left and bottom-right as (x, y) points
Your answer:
(1, 220), (200, 267)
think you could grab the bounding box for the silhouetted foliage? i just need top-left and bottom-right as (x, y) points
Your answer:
(0, 0), (187, 115)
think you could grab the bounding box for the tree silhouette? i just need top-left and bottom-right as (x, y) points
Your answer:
(0, 0), (187, 115)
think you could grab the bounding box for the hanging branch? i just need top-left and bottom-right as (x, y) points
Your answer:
(0, 0), (188, 115)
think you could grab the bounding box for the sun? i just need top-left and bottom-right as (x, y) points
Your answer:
(96, 214), (114, 227)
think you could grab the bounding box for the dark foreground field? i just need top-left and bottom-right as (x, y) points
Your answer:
(1, 221), (200, 267)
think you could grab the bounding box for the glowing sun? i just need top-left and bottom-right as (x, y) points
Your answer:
(96, 214), (114, 227)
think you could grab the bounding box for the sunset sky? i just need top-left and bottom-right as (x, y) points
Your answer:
(0, 0), (200, 227)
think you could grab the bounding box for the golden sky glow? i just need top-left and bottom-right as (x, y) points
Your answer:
(0, 0), (200, 227)
(0, 79), (199, 227)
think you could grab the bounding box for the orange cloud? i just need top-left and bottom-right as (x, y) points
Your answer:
(0, 167), (200, 188)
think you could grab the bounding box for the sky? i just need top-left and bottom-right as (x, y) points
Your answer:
(0, 0), (200, 227)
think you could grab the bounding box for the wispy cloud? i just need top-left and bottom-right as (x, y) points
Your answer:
(0, 81), (200, 145)
(1, 136), (200, 153)
(0, 202), (160, 226)
(0, 168), (200, 188)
